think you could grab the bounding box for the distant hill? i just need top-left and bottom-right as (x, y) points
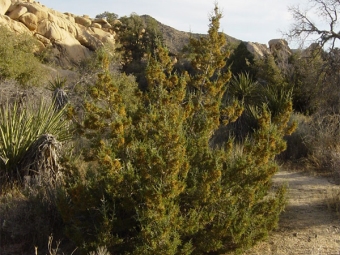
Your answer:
(140, 15), (241, 54)
(0, 0), (281, 69)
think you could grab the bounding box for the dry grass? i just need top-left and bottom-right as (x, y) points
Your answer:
(325, 186), (340, 218)
(0, 184), (62, 253)
(88, 246), (112, 255)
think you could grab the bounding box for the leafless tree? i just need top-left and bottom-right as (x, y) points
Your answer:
(287, 0), (340, 49)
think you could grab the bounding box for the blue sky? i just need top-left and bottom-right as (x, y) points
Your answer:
(39, 0), (303, 47)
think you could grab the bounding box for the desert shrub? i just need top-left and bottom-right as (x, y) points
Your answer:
(0, 26), (47, 87)
(280, 110), (340, 179)
(279, 113), (310, 162)
(220, 73), (261, 142)
(57, 43), (136, 254)
(117, 13), (164, 90)
(227, 41), (257, 78)
(57, 5), (293, 255)
(288, 48), (325, 114)
(288, 46), (340, 115)
(78, 43), (120, 77)
(218, 70), (294, 144)
(0, 92), (73, 254)
(255, 54), (287, 88)
(34, 43), (55, 64)
(95, 11), (119, 25)
(303, 113), (340, 174)
(0, 183), (64, 254)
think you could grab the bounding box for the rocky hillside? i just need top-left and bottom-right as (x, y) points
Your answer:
(140, 15), (240, 55)
(0, 0), (292, 68)
(141, 15), (292, 62)
(0, 0), (116, 67)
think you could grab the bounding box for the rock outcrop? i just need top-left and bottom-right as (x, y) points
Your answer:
(268, 39), (292, 72)
(0, 0), (10, 15)
(269, 39), (292, 60)
(246, 42), (271, 58)
(0, 0), (294, 69)
(244, 39), (293, 62)
(1, 0), (116, 67)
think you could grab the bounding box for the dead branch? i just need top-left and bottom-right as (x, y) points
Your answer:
(287, 0), (340, 49)
(20, 134), (61, 187)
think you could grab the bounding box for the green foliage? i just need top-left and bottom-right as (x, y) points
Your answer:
(95, 11), (119, 24)
(118, 14), (164, 90)
(288, 46), (340, 115)
(288, 47), (325, 114)
(220, 73), (259, 140)
(279, 113), (310, 162)
(125, 45), (191, 254)
(255, 54), (286, 87)
(0, 26), (46, 87)
(57, 49), (134, 253)
(47, 76), (67, 91)
(227, 41), (257, 77)
(58, 4), (293, 255)
(177, 7), (291, 254)
(78, 42), (121, 79)
(0, 99), (71, 183)
(221, 68), (294, 142)
(228, 72), (258, 102)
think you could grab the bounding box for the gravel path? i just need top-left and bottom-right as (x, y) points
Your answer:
(243, 170), (340, 255)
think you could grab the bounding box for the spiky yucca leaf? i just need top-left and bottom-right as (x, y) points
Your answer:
(0, 99), (71, 183)
(228, 72), (258, 102)
(47, 76), (68, 111)
(0, 102), (32, 166)
(260, 85), (293, 117)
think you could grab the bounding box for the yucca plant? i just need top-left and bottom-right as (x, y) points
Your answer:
(0, 98), (71, 184)
(260, 84), (293, 118)
(88, 246), (111, 255)
(222, 73), (260, 140)
(47, 76), (69, 111)
(227, 72), (258, 103)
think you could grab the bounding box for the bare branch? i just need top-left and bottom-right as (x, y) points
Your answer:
(286, 0), (340, 49)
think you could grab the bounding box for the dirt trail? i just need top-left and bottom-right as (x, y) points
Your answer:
(243, 170), (340, 255)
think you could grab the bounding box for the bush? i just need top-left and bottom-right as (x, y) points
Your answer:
(282, 111), (340, 179)
(58, 5), (292, 254)
(0, 26), (47, 87)
(0, 184), (64, 254)
(304, 113), (340, 174)
(227, 41), (257, 78)
(279, 113), (310, 162)
(218, 70), (294, 144)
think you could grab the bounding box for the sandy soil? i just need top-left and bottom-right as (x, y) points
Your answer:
(243, 170), (340, 255)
